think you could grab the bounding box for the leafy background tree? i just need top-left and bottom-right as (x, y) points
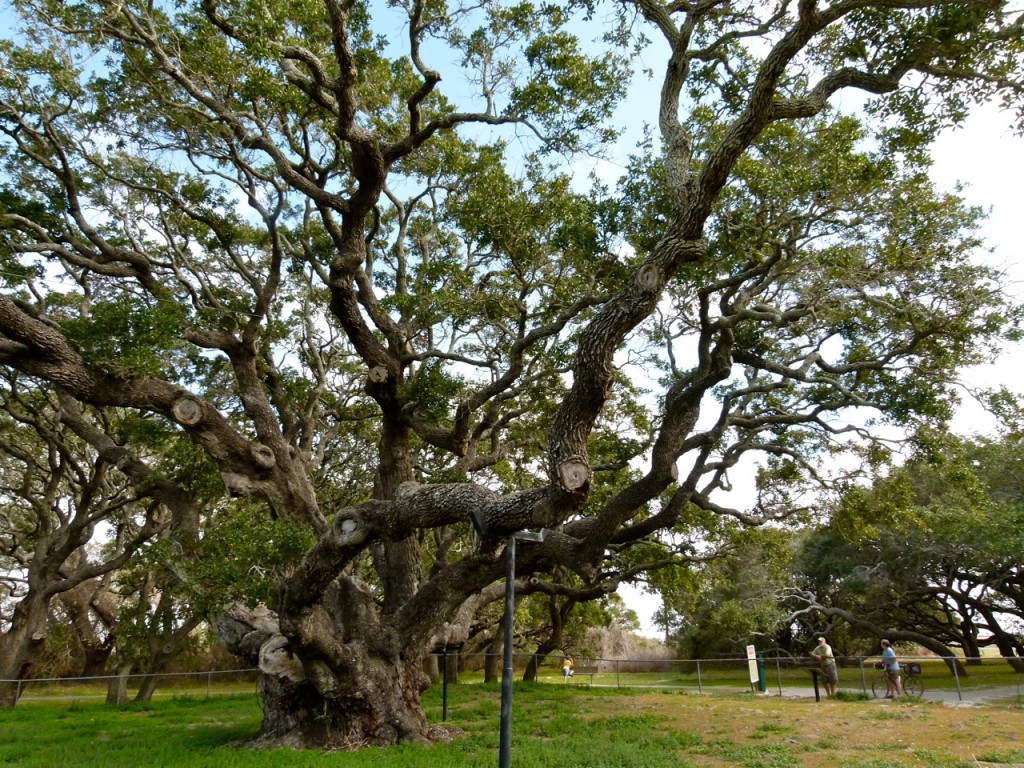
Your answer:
(0, 379), (170, 705)
(789, 431), (1024, 672)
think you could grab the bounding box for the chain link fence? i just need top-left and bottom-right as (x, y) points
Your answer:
(435, 651), (1024, 707)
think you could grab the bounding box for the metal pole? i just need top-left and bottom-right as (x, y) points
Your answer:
(499, 535), (516, 768)
(442, 651), (449, 722)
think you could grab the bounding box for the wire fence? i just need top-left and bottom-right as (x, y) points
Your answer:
(0, 668), (260, 707)
(2, 654), (1022, 708)
(439, 651), (1024, 707)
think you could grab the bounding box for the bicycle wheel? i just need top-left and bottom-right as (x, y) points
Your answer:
(902, 675), (922, 698)
(871, 675), (885, 698)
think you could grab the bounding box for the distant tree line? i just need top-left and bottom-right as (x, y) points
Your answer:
(652, 430), (1024, 672)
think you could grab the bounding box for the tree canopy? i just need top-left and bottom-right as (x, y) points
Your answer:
(2, 0), (1023, 748)
(789, 432), (1024, 670)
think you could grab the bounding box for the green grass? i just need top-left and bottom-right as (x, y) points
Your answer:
(0, 696), (262, 767)
(1, 678), (1022, 768)
(976, 750), (1024, 764)
(0, 686), (698, 768)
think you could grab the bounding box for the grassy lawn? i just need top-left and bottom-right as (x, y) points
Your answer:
(2, 682), (1023, 767)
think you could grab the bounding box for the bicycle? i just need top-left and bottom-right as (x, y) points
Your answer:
(871, 661), (923, 698)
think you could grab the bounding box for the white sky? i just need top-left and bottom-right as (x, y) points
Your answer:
(931, 106), (1024, 437)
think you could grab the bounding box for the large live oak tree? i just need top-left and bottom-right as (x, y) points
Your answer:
(2, 0), (1022, 748)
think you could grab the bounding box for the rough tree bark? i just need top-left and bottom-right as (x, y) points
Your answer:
(216, 604), (455, 747)
(0, 595), (49, 708)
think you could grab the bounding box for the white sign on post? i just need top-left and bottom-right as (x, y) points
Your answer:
(746, 644), (759, 686)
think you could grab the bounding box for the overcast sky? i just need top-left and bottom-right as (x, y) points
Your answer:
(929, 106), (1024, 436)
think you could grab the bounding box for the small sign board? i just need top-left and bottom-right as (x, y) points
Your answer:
(746, 644), (759, 685)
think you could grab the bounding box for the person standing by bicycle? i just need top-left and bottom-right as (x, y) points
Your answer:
(880, 639), (903, 698)
(811, 636), (838, 696)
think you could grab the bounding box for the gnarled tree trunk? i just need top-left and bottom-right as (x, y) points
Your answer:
(0, 593), (50, 708)
(105, 661), (132, 706)
(216, 605), (440, 748)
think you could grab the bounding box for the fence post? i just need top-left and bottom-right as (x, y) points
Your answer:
(950, 656), (963, 702)
(696, 660), (703, 694)
(15, 679), (21, 708)
(206, 671), (212, 699)
(859, 657), (867, 696)
(615, 659), (620, 689)
(442, 651), (448, 722)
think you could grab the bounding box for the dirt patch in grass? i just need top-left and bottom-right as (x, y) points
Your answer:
(606, 692), (1024, 767)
